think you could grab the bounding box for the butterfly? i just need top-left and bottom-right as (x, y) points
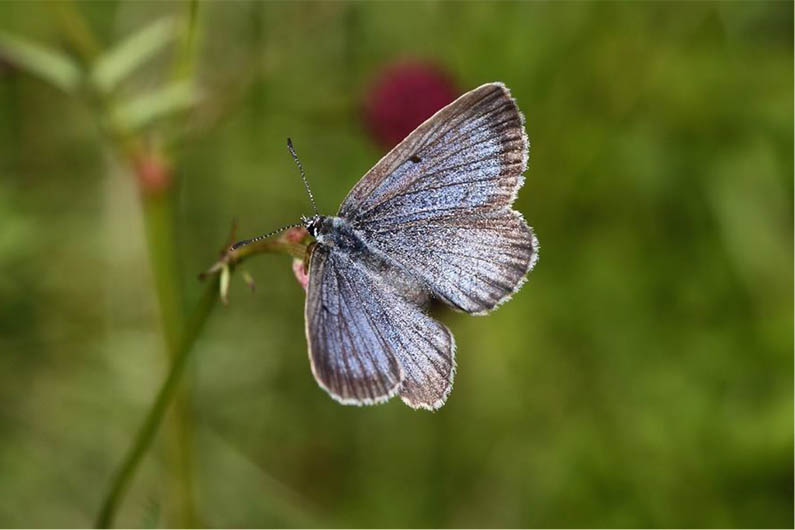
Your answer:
(237, 82), (538, 410)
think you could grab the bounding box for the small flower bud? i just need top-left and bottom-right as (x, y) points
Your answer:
(283, 226), (309, 244)
(219, 264), (230, 305)
(363, 61), (458, 149)
(292, 258), (309, 292)
(133, 149), (172, 195)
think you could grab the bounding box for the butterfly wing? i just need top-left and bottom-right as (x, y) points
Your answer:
(339, 82), (538, 314)
(305, 245), (455, 409)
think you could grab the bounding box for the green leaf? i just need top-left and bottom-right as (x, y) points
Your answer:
(0, 32), (81, 92)
(113, 80), (202, 130)
(92, 16), (177, 93)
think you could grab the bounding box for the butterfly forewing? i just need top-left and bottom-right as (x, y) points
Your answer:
(340, 82), (538, 314)
(339, 83), (526, 218)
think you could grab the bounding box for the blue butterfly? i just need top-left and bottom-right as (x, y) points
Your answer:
(238, 83), (538, 410)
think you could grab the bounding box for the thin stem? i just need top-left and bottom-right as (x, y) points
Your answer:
(96, 225), (307, 528)
(52, 4), (204, 525)
(172, 0), (200, 81)
(141, 192), (197, 526)
(48, 4), (304, 526)
(143, 194), (186, 354)
(96, 278), (218, 529)
(50, 0), (102, 62)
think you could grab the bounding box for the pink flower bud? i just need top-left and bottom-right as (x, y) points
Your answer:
(292, 258), (309, 292)
(283, 226), (309, 244)
(133, 150), (172, 195)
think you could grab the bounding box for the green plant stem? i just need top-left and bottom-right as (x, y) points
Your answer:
(94, 226), (304, 528)
(47, 5), (293, 526)
(141, 192), (198, 527)
(51, 4), (203, 523)
(173, 0), (200, 81)
(143, 194), (186, 354)
(50, 0), (102, 62)
(96, 277), (218, 529)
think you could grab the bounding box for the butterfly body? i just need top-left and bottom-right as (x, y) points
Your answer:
(299, 82), (538, 410)
(304, 214), (429, 306)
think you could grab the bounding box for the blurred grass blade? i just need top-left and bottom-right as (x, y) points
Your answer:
(0, 32), (81, 92)
(114, 80), (202, 130)
(92, 17), (176, 93)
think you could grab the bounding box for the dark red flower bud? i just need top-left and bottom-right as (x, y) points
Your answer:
(362, 61), (458, 150)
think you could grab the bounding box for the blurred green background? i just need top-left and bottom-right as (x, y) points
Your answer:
(0, 1), (792, 528)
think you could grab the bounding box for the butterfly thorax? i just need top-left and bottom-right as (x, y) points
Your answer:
(309, 215), (367, 255)
(307, 214), (429, 305)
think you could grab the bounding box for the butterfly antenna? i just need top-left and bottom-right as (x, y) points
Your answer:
(232, 139), (315, 251)
(231, 223), (301, 250)
(287, 137), (318, 216)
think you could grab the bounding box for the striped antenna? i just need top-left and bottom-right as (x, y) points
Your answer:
(287, 138), (318, 216)
(231, 223), (301, 250)
(232, 138), (316, 251)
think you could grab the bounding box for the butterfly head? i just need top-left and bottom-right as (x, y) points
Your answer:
(301, 214), (325, 238)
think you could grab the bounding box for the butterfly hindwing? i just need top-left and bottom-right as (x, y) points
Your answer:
(361, 209), (536, 314)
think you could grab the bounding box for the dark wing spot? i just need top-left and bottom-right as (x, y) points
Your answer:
(409, 155), (422, 163)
